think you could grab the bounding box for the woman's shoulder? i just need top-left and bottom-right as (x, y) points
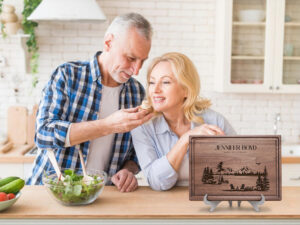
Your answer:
(200, 108), (225, 121)
(198, 108), (236, 135)
(198, 108), (228, 128)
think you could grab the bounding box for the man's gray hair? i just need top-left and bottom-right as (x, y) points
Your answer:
(105, 13), (153, 40)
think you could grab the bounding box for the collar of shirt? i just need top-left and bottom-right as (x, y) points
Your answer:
(154, 115), (197, 135)
(89, 51), (102, 82)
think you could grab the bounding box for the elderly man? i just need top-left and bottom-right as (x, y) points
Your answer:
(26, 13), (153, 192)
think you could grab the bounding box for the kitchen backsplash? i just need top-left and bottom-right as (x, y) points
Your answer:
(0, 0), (299, 143)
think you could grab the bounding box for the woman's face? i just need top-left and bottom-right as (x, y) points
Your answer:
(148, 61), (187, 113)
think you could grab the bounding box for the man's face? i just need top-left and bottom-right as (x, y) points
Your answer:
(106, 28), (151, 84)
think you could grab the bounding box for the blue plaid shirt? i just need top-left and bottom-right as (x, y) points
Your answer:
(26, 51), (145, 185)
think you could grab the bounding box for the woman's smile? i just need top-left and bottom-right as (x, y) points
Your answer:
(152, 96), (165, 104)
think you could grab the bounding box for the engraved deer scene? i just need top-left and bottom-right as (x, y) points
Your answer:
(201, 161), (270, 192)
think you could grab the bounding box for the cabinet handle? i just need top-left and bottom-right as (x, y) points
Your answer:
(269, 86), (273, 90)
(276, 86), (280, 90)
(290, 177), (300, 181)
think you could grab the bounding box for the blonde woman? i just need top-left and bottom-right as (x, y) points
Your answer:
(131, 52), (236, 191)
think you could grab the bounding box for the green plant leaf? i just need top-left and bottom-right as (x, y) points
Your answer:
(0, 0), (7, 38)
(22, 0), (42, 85)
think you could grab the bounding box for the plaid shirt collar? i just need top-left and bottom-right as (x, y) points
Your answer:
(90, 51), (102, 82)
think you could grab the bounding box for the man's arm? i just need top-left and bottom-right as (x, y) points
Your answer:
(69, 107), (153, 146)
(35, 67), (71, 150)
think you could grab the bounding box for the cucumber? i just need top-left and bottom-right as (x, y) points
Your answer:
(0, 176), (20, 187)
(0, 178), (25, 194)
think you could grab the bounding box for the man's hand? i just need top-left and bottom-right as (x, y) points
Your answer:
(69, 107), (153, 146)
(104, 107), (153, 134)
(111, 169), (138, 192)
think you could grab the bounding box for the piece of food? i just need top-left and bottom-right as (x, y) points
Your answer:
(139, 100), (153, 111)
(0, 178), (25, 194)
(7, 193), (15, 200)
(0, 192), (8, 201)
(0, 176), (19, 187)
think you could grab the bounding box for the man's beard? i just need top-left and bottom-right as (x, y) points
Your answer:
(111, 70), (132, 84)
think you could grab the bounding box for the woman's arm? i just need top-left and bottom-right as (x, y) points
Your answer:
(132, 123), (225, 191)
(167, 124), (225, 171)
(131, 125), (178, 191)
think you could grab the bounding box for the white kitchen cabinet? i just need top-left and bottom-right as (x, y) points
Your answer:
(0, 163), (24, 179)
(282, 164), (300, 186)
(215, 0), (300, 93)
(0, 162), (33, 180)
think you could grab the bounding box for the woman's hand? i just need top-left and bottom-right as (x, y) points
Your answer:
(189, 123), (225, 135)
(182, 124), (225, 144)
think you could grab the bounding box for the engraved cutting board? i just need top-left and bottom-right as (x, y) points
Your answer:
(189, 135), (281, 201)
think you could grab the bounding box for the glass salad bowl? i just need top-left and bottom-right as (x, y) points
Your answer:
(43, 168), (107, 206)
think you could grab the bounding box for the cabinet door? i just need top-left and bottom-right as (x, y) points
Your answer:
(215, 0), (276, 93)
(274, 0), (300, 93)
(0, 163), (24, 179)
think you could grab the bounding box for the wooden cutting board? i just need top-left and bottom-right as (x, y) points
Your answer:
(27, 104), (38, 147)
(7, 106), (28, 145)
(0, 106), (36, 155)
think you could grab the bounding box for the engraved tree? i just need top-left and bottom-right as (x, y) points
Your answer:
(217, 162), (225, 174)
(217, 161), (225, 184)
(256, 172), (263, 191)
(262, 166), (270, 191)
(202, 167), (209, 183)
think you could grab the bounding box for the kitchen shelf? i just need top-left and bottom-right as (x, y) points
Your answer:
(0, 33), (30, 39)
(231, 55), (265, 60)
(8, 34), (30, 38)
(283, 56), (300, 60)
(285, 22), (300, 27)
(233, 22), (266, 26)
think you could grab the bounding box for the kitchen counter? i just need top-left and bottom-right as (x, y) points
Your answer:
(1, 155), (299, 164)
(0, 155), (35, 163)
(1, 186), (300, 224)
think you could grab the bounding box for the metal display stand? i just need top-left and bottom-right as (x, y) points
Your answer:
(203, 194), (265, 212)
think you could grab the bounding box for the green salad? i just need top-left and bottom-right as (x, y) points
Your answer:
(45, 169), (104, 205)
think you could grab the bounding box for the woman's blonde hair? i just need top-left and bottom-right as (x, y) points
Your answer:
(146, 52), (211, 124)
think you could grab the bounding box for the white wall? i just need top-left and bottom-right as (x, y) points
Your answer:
(0, 0), (299, 143)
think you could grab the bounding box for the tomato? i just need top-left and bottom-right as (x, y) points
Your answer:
(0, 192), (8, 202)
(7, 193), (15, 200)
